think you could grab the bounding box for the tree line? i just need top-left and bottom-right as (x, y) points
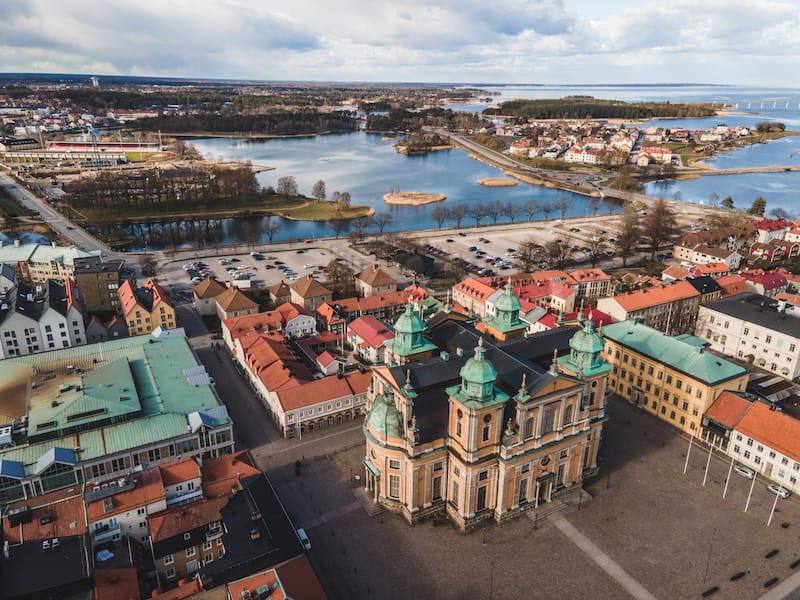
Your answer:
(366, 108), (488, 133)
(129, 111), (358, 135)
(484, 98), (717, 120)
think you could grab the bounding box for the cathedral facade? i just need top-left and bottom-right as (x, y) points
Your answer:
(362, 293), (611, 530)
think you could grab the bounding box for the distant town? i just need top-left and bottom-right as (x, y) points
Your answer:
(2, 76), (800, 600)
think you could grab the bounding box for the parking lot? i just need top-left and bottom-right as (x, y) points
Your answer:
(266, 394), (800, 600)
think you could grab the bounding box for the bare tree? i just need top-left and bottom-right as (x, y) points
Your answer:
(770, 207), (791, 220)
(311, 179), (326, 202)
(541, 202), (554, 220)
(349, 216), (371, 243)
(374, 211), (393, 233)
(330, 218), (348, 239)
(708, 192), (719, 208)
(337, 192), (352, 210)
(276, 176), (298, 197)
(524, 199), (540, 222)
(587, 236), (607, 268)
(543, 238), (574, 270)
(264, 215), (281, 243)
(502, 201), (520, 223)
(486, 200), (503, 225)
(469, 203), (486, 227)
(451, 203), (468, 228)
(642, 198), (677, 261)
(431, 206), (450, 229)
(555, 196), (573, 220)
(517, 240), (544, 272)
(615, 202), (642, 267)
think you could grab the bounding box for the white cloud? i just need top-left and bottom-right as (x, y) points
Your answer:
(0, 0), (799, 83)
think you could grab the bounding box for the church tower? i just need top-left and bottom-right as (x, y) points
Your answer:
(445, 338), (509, 529)
(481, 279), (528, 342)
(383, 302), (437, 365)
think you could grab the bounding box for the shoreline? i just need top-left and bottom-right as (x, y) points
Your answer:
(384, 191), (446, 206)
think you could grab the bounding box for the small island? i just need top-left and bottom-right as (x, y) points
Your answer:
(477, 177), (518, 187)
(383, 191), (447, 205)
(395, 132), (452, 155)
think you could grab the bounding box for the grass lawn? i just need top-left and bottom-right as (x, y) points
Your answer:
(282, 201), (372, 221)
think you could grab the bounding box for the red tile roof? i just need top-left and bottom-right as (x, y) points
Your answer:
(87, 467), (165, 521)
(159, 457), (201, 487)
(704, 391), (752, 428)
(276, 555), (328, 600)
(94, 567), (140, 600)
(148, 496), (227, 543)
(715, 274), (748, 297)
(736, 400), (800, 463)
(3, 489), (86, 544)
(610, 280), (699, 312)
(201, 450), (261, 498)
(347, 315), (395, 348)
(275, 370), (371, 412)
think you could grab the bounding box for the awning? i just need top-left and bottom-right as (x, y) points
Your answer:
(363, 459), (380, 478)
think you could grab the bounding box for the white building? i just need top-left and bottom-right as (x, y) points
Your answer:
(697, 294), (800, 380)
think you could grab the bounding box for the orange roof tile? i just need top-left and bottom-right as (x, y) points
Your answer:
(275, 370), (371, 412)
(148, 496), (228, 543)
(611, 280), (699, 312)
(275, 555), (328, 600)
(569, 268), (610, 282)
(159, 457), (201, 487)
(704, 391), (752, 428)
(87, 467), (165, 521)
(201, 450), (261, 498)
(736, 400), (800, 462)
(662, 265), (689, 280)
(3, 488), (86, 544)
(716, 274), (748, 297)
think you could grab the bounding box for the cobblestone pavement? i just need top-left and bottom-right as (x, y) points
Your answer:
(257, 396), (800, 600)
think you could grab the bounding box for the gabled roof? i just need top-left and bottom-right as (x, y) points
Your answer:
(705, 391), (752, 428)
(569, 268), (610, 283)
(736, 400), (800, 462)
(741, 271), (787, 290)
(216, 286), (259, 312)
(715, 274), (748, 297)
(201, 450), (261, 498)
(290, 274), (331, 298)
(193, 277), (226, 299)
(35, 447), (77, 474)
(357, 264), (396, 287)
(347, 314), (395, 348)
(317, 351), (338, 368)
(275, 370), (371, 412)
(148, 496), (228, 543)
(268, 280), (291, 298)
(602, 320), (748, 385)
(607, 280), (699, 312)
(159, 457), (201, 487)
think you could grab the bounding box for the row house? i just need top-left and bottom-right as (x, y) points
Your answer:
(315, 289), (427, 334)
(118, 278), (176, 336)
(673, 223), (757, 263)
(602, 320), (749, 436)
(596, 280), (701, 335)
(569, 269), (613, 304)
(697, 293), (800, 380)
(271, 370), (372, 438)
(703, 392), (800, 492)
(222, 303), (315, 349)
(192, 278), (259, 320)
(740, 271), (788, 298)
(753, 218), (792, 244)
(638, 146), (673, 164)
(289, 275), (332, 312)
(749, 239), (800, 264)
(0, 278), (85, 358)
(0, 240), (99, 283)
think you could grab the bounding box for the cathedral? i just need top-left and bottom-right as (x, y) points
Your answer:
(362, 284), (610, 530)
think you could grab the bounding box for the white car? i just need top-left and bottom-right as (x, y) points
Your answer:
(182, 264), (194, 270)
(733, 465), (755, 480)
(297, 528), (311, 551)
(768, 484), (791, 499)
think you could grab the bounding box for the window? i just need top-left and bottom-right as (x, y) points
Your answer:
(757, 445), (764, 453)
(733, 445), (740, 454)
(562, 405), (573, 427)
(164, 554), (174, 565)
(456, 420), (462, 437)
(675, 379), (682, 390)
(682, 401), (689, 411)
(754, 456), (762, 465)
(204, 553), (213, 563)
(389, 475), (400, 499)
(766, 335), (772, 343)
(666, 375), (673, 385)
(482, 423), (491, 442)
(452, 482), (459, 508)
(137, 507), (145, 515)
(521, 463), (531, 473)
(542, 405), (556, 434)
(746, 438), (753, 447)
(769, 451), (776, 459)
(184, 532), (191, 541)
(479, 470), (488, 481)
(744, 451), (751, 459)
(389, 459), (400, 470)
(148, 448), (161, 462)
(476, 486), (487, 511)
(165, 567), (176, 579)
(139, 521), (147, 528)
(433, 462), (443, 472)
(203, 541), (213, 551)
(559, 449), (568, 459)
(218, 548), (226, 559)
(518, 479), (528, 503)
(782, 457), (789, 465)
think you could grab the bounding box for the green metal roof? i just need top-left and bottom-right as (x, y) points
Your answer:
(365, 393), (403, 439)
(602, 320), (748, 385)
(0, 336), (226, 477)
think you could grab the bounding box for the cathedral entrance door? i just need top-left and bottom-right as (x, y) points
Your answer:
(536, 472), (554, 506)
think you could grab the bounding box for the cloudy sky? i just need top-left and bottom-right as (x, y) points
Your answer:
(2, 0), (799, 84)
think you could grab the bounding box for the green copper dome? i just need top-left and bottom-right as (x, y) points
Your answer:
(494, 280), (522, 314)
(394, 302), (426, 335)
(569, 316), (605, 355)
(365, 393), (403, 440)
(458, 338), (497, 402)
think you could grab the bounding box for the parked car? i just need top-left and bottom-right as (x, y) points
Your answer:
(297, 528), (311, 551)
(733, 465), (755, 480)
(768, 484), (791, 499)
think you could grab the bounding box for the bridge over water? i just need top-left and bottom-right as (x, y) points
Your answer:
(711, 99), (800, 111)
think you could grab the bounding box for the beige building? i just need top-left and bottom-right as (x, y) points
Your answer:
(356, 264), (397, 297)
(119, 279), (176, 336)
(289, 275), (331, 311)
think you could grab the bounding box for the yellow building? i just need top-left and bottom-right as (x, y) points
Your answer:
(118, 279), (176, 336)
(363, 306), (610, 530)
(602, 320), (749, 436)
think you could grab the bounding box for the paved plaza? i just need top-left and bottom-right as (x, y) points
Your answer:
(261, 395), (800, 600)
